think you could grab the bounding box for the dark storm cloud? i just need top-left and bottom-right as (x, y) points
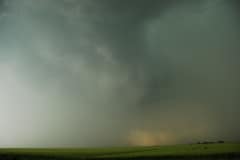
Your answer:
(0, 0), (239, 147)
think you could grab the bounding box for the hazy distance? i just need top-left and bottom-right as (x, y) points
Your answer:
(0, 0), (239, 147)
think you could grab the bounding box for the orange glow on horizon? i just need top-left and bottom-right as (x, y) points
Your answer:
(127, 129), (176, 146)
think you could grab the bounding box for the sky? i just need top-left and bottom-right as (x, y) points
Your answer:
(0, 0), (239, 147)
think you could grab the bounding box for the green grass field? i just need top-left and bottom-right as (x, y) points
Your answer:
(0, 143), (239, 159)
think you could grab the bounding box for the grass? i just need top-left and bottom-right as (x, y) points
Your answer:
(0, 143), (239, 159)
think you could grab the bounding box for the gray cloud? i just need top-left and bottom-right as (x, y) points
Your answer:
(0, 0), (239, 147)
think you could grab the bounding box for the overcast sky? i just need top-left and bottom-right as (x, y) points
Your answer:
(0, 0), (239, 147)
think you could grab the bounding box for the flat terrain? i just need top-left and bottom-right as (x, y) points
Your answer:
(0, 143), (239, 159)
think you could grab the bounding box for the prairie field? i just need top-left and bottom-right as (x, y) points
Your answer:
(0, 143), (239, 160)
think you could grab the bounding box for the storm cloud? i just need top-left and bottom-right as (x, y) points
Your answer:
(0, 0), (239, 147)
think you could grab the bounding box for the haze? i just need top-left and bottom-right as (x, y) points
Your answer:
(0, 0), (239, 147)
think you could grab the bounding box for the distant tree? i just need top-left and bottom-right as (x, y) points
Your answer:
(217, 140), (224, 143)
